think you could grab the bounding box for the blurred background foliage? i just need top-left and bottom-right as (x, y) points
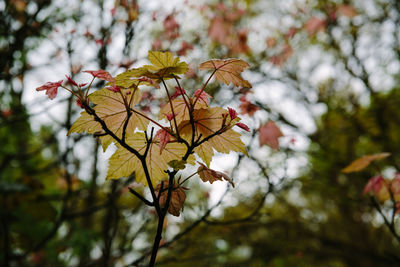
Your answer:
(1, 0), (400, 266)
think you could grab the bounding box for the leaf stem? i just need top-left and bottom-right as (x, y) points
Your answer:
(173, 75), (191, 110)
(161, 78), (180, 137)
(192, 69), (216, 107)
(179, 170), (200, 186)
(84, 77), (96, 98)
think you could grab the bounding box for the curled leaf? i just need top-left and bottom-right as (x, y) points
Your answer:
(342, 153), (391, 173)
(155, 181), (186, 217)
(197, 162), (234, 187)
(236, 122), (250, 132)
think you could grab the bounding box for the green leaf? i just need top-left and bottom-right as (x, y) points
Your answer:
(168, 159), (187, 170)
(143, 51), (188, 79)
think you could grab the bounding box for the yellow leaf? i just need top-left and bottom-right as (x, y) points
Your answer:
(342, 152), (391, 173)
(199, 58), (252, 88)
(68, 110), (102, 135)
(106, 132), (194, 185)
(143, 51), (188, 79)
(114, 68), (153, 88)
(68, 88), (149, 150)
(158, 98), (208, 124)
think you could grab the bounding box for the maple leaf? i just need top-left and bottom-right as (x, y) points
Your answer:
(154, 128), (172, 154)
(83, 69), (115, 83)
(68, 87), (149, 150)
(143, 51), (188, 78)
(194, 89), (212, 106)
(106, 132), (194, 185)
(158, 98), (208, 124)
(114, 68), (160, 88)
(342, 153), (390, 173)
(178, 107), (247, 166)
(239, 95), (259, 116)
(170, 86), (187, 100)
(155, 180), (186, 217)
(197, 162), (234, 187)
(36, 80), (63, 100)
(199, 58), (251, 88)
(259, 121), (283, 150)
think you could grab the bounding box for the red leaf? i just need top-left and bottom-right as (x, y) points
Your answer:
(65, 75), (78, 86)
(83, 69), (115, 83)
(194, 89), (211, 106)
(36, 80), (63, 100)
(259, 121), (283, 150)
(236, 122), (250, 132)
(76, 99), (84, 109)
(239, 96), (259, 115)
(155, 128), (172, 154)
(228, 107), (237, 119)
(363, 175), (384, 195)
(177, 41), (193, 56)
(106, 85), (121, 92)
(165, 113), (175, 121)
(171, 86), (186, 100)
(138, 77), (160, 88)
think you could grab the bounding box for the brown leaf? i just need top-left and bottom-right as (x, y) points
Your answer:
(155, 181), (187, 217)
(199, 59), (251, 88)
(197, 162), (234, 187)
(342, 152), (391, 173)
(259, 121), (283, 150)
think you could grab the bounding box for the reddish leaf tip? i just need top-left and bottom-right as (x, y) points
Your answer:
(236, 122), (250, 132)
(36, 80), (63, 100)
(65, 75), (78, 86)
(228, 107), (238, 120)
